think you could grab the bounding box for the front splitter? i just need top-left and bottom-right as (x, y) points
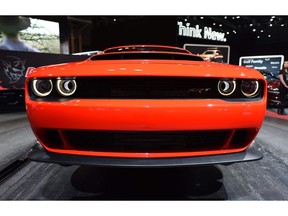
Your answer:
(28, 141), (263, 168)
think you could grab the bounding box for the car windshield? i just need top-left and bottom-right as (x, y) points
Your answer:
(90, 52), (204, 61)
(104, 46), (190, 54)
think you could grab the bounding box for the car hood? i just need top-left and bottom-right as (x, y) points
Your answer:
(28, 59), (264, 80)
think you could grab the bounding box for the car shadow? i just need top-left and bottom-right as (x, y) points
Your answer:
(69, 165), (228, 200)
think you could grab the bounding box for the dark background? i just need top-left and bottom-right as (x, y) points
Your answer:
(17, 16), (288, 65)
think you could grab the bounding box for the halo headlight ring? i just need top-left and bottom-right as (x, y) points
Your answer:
(56, 78), (77, 96)
(241, 80), (259, 97)
(31, 79), (53, 97)
(217, 80), (236, 96)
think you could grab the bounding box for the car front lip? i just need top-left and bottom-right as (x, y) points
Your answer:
(28, 140), (263, 167)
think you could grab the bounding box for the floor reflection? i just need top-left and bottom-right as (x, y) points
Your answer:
(70, 165), (228, 200)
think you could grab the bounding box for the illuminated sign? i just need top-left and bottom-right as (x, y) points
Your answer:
(184, 43), (230, 63)
(239, 55), (284, 75)
(177, 21), (227, 42)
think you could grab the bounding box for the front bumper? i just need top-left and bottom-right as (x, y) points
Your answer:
(26, 99), (266, 131)
(28, 141), (263, 168)
(26, 99), (266, 158)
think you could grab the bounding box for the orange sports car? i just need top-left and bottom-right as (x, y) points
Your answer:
(26, 45), (266, 167)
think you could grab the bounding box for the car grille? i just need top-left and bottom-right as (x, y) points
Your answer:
(37, 129), (256, 154)
(63, 130), (229, 152)
(73, 76), (220, 99)
(29, 76), (264, 101)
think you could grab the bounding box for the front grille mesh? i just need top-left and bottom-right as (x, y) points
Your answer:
(36, 129), (257, 153)
(63, 130), (230, 152)
(74, 76), (218, 99)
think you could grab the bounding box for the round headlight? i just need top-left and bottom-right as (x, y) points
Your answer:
(217, 80), (236, 96)
(56, 79), (77, 96)
(241, 80), (259, 97)
(31, 79), (53, 97)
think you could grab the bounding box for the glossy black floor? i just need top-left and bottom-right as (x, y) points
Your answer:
(0, 114), (287, 200)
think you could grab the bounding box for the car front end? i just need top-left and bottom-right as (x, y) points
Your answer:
(25, 46), (267, 167)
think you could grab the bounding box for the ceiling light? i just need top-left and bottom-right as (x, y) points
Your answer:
(270, 24), (273, 27)
(253, 29), (256, 32)
(268, 35), (271, 37)
(213, 23), (216, 25)
(219, 24), (222, 27)
(224, 16), (227, 19)
(281, 24), (285, 26)
(236, 16), (240, 19)
(200, 17), (204, 19)
(257, 36), (260, 38)
(250, 24), (253, 26)
(260, 30), (264, 32)
(271, 16), (275, 19)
